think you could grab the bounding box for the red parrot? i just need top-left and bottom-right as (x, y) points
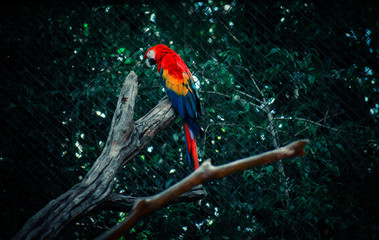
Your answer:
(144, 44), (203, 170)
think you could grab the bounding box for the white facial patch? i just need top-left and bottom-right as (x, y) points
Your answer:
(145, 49), (156, 68)
(146, 50), (155, 59)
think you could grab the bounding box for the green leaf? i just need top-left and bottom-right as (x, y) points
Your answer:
(266, 165), (274, 174)
(83, 23), (89, 36)
(232, 94), (240, 103)
(117, 47), (126, 54)
(267, 47), (280, 56)
(173, 134), (179, 142)
(336, 143), (344, 151)
(244, 102), (250, 112)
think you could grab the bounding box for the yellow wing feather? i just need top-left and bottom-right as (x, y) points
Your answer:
(162, 69), (190, 96)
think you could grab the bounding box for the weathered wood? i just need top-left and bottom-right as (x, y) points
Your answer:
(96, 140), (309, 240)
(13, 71), (205, 240)
(97, 185), (207, 212)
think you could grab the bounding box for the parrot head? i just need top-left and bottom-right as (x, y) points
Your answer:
(144, 44), (171, 68)
(144, 47), (156, 68)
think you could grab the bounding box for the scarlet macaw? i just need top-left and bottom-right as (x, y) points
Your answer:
(144, 44), (203, 170)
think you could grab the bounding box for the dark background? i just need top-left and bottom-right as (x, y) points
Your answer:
(1, 1), (378, 239)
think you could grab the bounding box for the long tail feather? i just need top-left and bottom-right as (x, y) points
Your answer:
(184, 124), (199, 170)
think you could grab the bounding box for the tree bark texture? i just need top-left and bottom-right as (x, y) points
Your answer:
(13, 71), (205, 240)
(96, 140), (309, 240)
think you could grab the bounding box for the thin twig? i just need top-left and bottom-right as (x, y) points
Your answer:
(275, 116), (340, 132)
(235, 89), (265, 105)
(199, 90), (230, 98)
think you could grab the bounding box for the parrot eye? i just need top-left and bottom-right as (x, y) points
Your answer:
(146, 50), (155, 59)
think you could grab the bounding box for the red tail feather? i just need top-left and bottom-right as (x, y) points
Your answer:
(184, 124), (199, 170)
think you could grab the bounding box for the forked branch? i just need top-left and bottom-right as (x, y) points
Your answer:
(96, 139), (309, 240)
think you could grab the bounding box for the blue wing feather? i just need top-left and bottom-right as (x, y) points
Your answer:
(186, 92), (197, 118)
(166, 89), (185, 118)
(160, 68), (203, 136)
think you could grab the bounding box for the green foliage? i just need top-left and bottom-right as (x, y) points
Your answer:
(0, 0), (378, 239)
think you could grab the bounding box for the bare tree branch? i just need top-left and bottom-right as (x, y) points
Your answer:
(96, 186), (207, 212)
(96, 139), (309, 240)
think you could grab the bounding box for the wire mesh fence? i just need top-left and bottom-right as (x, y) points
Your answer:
(1, 1), (378, 239)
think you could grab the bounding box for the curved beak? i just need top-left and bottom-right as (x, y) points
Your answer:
(145, 58), (156, 68)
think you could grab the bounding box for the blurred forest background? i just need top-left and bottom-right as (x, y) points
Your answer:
(0, 0), (378, 239)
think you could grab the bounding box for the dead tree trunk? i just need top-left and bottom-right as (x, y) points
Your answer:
(13, 71), (206, 240)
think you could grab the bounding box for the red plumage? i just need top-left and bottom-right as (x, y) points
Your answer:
(144, 44), (202, 170)
(184, 124), (199, 169)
